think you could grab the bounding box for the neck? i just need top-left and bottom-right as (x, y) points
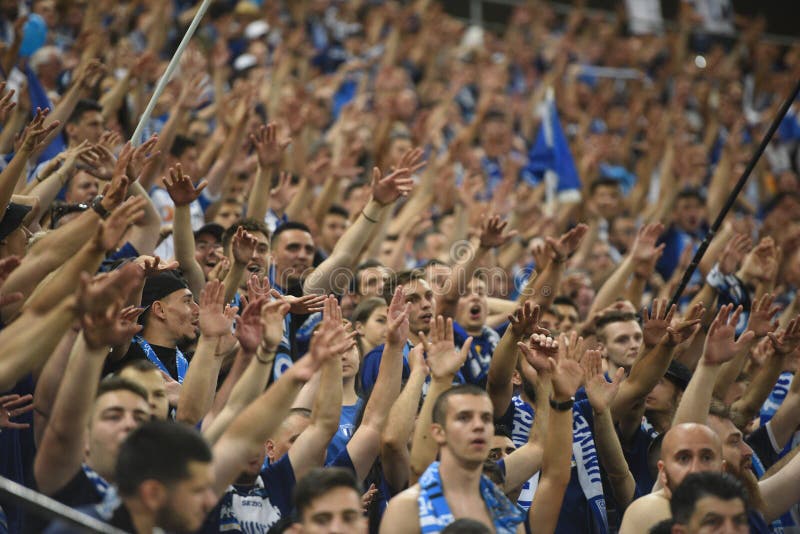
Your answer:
(342, 377), (358, 405)
(141, 324), (177, 349)
(646, 409), (674, 435)
(409, 331), (423, 346)
(123, 498), (156, 534)
(85, 458), (114, 484)
(438, 449), (484, 495)
(465, 324), (483, 337)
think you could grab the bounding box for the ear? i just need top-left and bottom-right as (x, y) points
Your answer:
(65, 122), (77, 139)
(354, 321), (366, 336)
(511, 370), (521, 387)
(265, 439), (276, 462)
(671, 525), (687, 534)
(657, 460), (668, 493)
(138, 479), (168, 512)
(285, 523), (303, 534)
(151, 300), (167, 320)
(430, 423), (447, 446)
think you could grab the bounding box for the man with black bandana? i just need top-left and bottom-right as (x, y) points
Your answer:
(107, 270), (199, 384)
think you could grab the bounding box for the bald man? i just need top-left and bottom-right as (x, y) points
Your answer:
(619, 423), (723, 534)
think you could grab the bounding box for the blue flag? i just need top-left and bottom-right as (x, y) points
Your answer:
(521, 99), (581, 201)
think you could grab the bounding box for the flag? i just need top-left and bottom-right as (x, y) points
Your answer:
(521, 96), (581, 203)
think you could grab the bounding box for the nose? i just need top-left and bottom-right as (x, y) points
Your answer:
(190, 300), (200, 314)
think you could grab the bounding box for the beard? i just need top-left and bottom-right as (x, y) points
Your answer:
(520, 375), (537, 405)
(727, 464), (765, 514)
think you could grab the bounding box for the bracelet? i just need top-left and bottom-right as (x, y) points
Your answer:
(256, 346), (276, 364)
(549, 396), (575, 412)
(361, 209), (379, 223)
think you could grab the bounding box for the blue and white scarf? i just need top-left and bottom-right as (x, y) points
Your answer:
(417, 461), (525, 534)
(511, 396), (608, 534)
(81, 463), (111, 500)
(133, 335), (188, 383)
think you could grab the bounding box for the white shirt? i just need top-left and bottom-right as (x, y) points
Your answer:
(685, 0), (735, 35)
(625, 0), (664, 35)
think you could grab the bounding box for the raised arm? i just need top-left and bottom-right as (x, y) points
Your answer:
(521, 224), (588, 310)
(380, 345), (428, 492)
(34, 268), (142, 495)
(346, 288), (410, 482)
(210, 308), (350, 497)
(175, 280), (237, 425)
(529, 332), (585, 534)
(222, 227), (257, 303)
(673, 305), (754, 426)
(759, 447), (800, 522)
(304, 161), (415, 296)
(409, 316), (472, 483)
(766, 367), (800, 450)
(162, 165), (208, 296)
(486, 303), (543, 418)
(247, 123), (291, 223)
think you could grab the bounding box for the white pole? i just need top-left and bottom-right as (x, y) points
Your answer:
(130, 0), (214, 146)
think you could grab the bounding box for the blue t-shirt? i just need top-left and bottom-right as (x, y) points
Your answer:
(200, 453), (296, 534)
(325, 400), (363, 464)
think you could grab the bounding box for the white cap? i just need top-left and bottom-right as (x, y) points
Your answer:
(233, 53), (258, 71)
(245, 20), (269, 40)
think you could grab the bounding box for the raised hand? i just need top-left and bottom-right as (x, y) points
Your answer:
(740, 237), (780, 283)
(261, 297), (291, 352)
(508, 301), (548, 339)
(230, 227), (257, 265)
(517, 333), (559, 381)
(163, 164), (207, 206)
(551, 333), (585, 400)
(746, 293), (780, 338)
(582, 350), (624, 414)
(385, 287), (410, 346)
(76, 60), (106, 93)
(0, 82), (16, 125)
(296, 299), (354, 381)
(246, 274), (271, 303)
(251, 122), (291, 168)
(0, 393), (34, 429)
(133, 255), (180, 277)
(99, 130), (122, 150)
(664, 306), (703, 347)
(235, 297), (266, 354)
(76, 263), (144, 317)
(370, 166), (413, 206)
(641, 298), (676, 348)
(92, 196), (146, 252)
(719, 233), (752, 275)
(81, 298), (143, 350)
(768, 316), (800, 358)
(545, 223), (589, 263)
(208, 257), (231, 282)
(421, 315), (471, 380)
(394, 147), (426, 174)
(479, 214), (518, 249)
(270, 171), (293, 213)
(199, 280), (237, 338)
(125, 134), (160, 182)
(408, 344), (430, 377)
(630, 222), (666, 263)
(270, 291), (327, 315)
(18, 107), (59, 153)
(702, 305), (755, 366)
(81, 144), (117, 181)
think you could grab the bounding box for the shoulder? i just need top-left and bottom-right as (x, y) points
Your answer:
(382, 485), (421, 532)
(619, 491), (671, 534)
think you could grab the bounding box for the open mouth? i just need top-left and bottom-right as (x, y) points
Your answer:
(470, 438), (487, 447)
(246, 264), (262, 274)
(469, 304), (482, 320)
(419, 313), (432, 323)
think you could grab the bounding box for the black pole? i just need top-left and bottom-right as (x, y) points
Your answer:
(668, 77), (800, 310)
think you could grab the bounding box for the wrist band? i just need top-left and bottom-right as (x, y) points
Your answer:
(362, 210), (379, 223)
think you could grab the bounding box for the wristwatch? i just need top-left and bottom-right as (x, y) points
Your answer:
(549, 396), (575, 412)
(91, 195), (110, 219)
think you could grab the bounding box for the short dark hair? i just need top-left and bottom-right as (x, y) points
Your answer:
(670, 472), (747, 526)
(115, 420), (212, 497)
(552, 295), (579, 312)
(96, 376), (148, 403)
(595, 311), (638, 336)
(352, 297), (387, 325)
(170, 134), (197, 159)
(589, 177), (620, 195)
(343, 180), (369, 201)
(118, 359), (161, 375)
(67, 99), (102, 124)
(676, 187), (705, 204)
(442, 518), (493, 533)
(293, 467), (363, 520)
(353, 260), (385, 294)
(380, 269), (426, 305)
(271, 221), (312, 246)
(648, 519), (675, 534)
(432, 384), (489, 427)
(494, 424), (512, 441)
(222, 218), (271, 251)
(325, 204), (350, 220)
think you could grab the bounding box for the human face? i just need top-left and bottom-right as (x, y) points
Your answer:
(157, 461), (217, 533)
(194, 233), (223, 278)
(609, 216), (637, 254)
(675, 197), (704, 233)
(88, 391), (150, 477)
(455, 278), (488, 336)
(242, 231), (270, 281)
(590, 184), (621, 220)
(320, 214), (348, 253)
(68, 110), (104, 144)
(707, 416), (753, 476)
(425, 264), (451, 293)
(119, 369), (169, 420)
(357, 267), (387, 299)
(488, 435), (516, 462)
(600, 320), (643, 372)
(434, 393), (494, 465)
(387, 137), (413, 168)
(265, 413), (311, 465)
(553, 303), (579, 333)
(65, 171), (99, 204)
(674, 496), (748, 534)
(155, 289), (200, 343)
(299, 486), (367, 534)
(273, 229), (315, 286)
(214, 203), (241, 229)
(341, 344), (360, 379)
(356, 305), (387, 353)
(177, 147), (200, 183)
(658, 425), (722, 491)
(645, 377), (678, 413)
(539, 310), (559, 333)
(403, 280), (435, 336)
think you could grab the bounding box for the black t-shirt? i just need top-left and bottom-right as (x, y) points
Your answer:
(43, 498), (137, 534)
(104, 340), (180, 381)
(26, 469), (102, 533)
